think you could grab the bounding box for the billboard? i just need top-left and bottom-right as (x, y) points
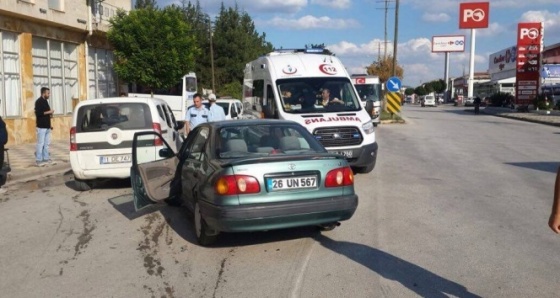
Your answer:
(542, 64), (560, 79)
(515, 22), (543, 105)
(432, 35), (466, 52)
(488, 46), (516, 74)
(459, 2), (490, 29)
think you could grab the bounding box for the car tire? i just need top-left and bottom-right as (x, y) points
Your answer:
(317, 222), (339, 231)
(194, 202), (218, 246)
(74, 179), (92, 191)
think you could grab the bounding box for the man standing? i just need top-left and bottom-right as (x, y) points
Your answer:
(35, 87), (56, 167)
(474, 96), (482, 115)
(0, 111), (7, 193)
(208, 94), (226, 122)
(185, 93), (209, 135)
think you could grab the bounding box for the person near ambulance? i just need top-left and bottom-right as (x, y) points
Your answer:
(320, 88), (344, 106)
(184, 93), (209, 135)
(207, 93), (226, 122)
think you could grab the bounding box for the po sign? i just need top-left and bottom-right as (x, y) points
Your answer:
(459, 2), (489, 29)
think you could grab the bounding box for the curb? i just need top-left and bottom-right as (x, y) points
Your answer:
(380, 119), (406, 124)
(6, 162), (71, 186)
(482, 112), (560, 127)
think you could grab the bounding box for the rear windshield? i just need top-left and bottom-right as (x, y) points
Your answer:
(76, 103), (153, 132)
(216, 124), (326, 159)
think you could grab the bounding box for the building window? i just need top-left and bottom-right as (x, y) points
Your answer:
(88, 48), (117, 99)
(32, 37), (78, 115)
(48, 0), (64, 11)
(0, 31), (22, 117)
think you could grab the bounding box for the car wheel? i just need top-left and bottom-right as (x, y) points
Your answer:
(318, 222), (340, 231)
(194, 202), (218, 246)
(74, 179), (92, 191)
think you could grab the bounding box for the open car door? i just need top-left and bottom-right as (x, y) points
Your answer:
(131, 131), (179, 211)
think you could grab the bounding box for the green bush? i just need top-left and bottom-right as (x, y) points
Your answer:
(489, 92), (514, 107)
(380, 110), (402, 121)
(533, 94), (552, 110)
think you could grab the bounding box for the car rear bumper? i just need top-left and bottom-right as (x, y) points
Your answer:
(71, 167), (131, 180)
(199, 194), (358, 232)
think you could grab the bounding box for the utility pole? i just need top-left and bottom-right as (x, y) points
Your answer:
(391, 0), (399, 77)
(376, 0), (394, 60)
(384, 0), (388, 59)
(209, 20), (216, 93)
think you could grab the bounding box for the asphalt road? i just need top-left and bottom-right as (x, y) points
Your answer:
(1, 104), (559, 297)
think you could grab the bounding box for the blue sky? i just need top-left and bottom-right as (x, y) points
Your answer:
(155, 0), (560, 86)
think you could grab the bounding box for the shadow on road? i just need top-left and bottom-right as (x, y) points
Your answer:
(108, 195), (316, 247)
(315, 234), (481, 298)
(505, 162), (560, 174)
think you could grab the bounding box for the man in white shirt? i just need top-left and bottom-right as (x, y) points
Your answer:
(208, 94), (226, 122)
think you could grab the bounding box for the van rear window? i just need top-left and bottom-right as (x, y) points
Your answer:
(77, 103), (153, 132)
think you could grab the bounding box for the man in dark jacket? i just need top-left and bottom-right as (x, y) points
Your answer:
(0, 110), (8, 193)
(35, 87), (56, 167)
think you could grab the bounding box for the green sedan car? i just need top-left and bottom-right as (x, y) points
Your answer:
(131, 119), (358, 246)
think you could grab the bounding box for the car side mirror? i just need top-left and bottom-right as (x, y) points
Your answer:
(231, 109), (238, 118)
(159, 148), (175, 158)
(175, 121), (185, 131)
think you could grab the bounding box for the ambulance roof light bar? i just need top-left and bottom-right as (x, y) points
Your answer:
(270, 48), (332, 55)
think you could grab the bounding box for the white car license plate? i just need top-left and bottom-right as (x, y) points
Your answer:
(267, 176), (317, 191)
(100, 154), (131, 164)
(329, 150), (353, 158)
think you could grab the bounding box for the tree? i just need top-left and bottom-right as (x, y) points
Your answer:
(134, 0), (157, 9)
(425, 79), (446, 94)
(404, 88), (414, 96)
(178, 1), (213, 90)
(424, 83), (434, 94)
(414, 86), (427, 96)
(365, 55), (404, 83)
(108, 7), (199, 93)
(213, 4), (273, 93)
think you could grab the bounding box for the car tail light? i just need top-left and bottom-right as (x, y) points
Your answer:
(215, 175), (260, 195)
(70, 127), (77, 151)
(325, 166), (354, 187)
(152, 123), (163, 146)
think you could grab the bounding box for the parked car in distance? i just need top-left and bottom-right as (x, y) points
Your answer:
(70, 97), (183, 191)
(464, 97), (475, 107)
(131, 119), (359, 246)
(422, 95), (436, 107)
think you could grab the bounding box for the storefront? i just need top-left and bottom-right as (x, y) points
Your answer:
(0, 0), (128, 145)
(488, 45), (516, 96)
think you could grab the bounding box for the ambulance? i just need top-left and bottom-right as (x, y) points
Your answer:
(243, 48), (378, 173)
(351, 74), (382, 126)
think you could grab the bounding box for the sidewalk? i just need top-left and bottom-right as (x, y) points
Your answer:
(481, 106), (560, 127)
(4, 139), (70, 186)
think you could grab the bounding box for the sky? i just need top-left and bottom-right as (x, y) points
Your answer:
(154, 0), (560, 87)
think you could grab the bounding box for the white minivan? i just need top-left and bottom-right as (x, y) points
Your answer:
(70, 97), (182, 191)
(422, 94), (436, 107)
